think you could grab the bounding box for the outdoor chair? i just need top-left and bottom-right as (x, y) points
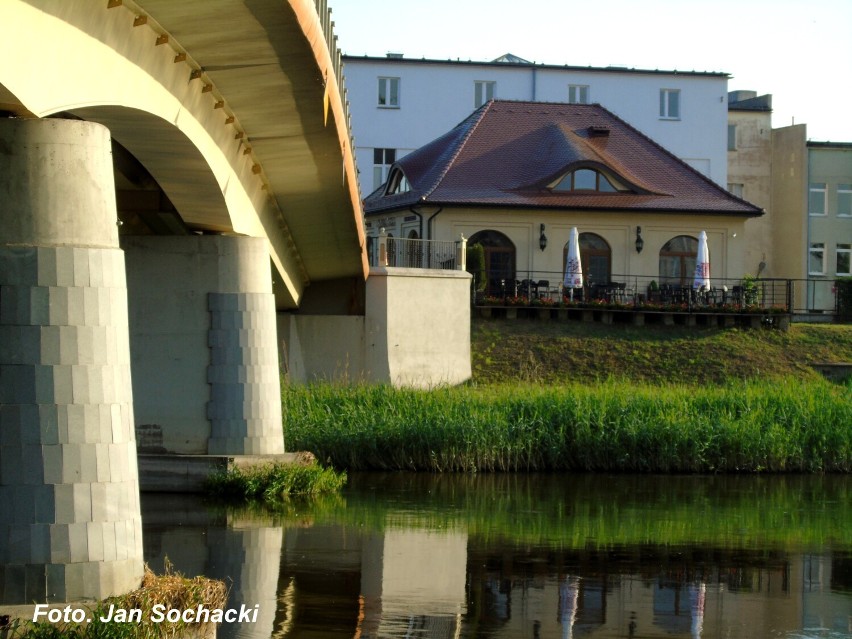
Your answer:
(520, 279), (536, 299)
(537, 280), (550, 299)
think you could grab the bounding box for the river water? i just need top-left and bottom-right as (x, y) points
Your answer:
(142, 473), (852, 639)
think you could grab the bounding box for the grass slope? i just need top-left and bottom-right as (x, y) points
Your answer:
(471, 320), (852, 385)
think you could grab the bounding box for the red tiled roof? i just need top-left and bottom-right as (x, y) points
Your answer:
(364, 100), (763, 217)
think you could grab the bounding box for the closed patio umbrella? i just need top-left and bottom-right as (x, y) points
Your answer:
(563, 227), (583, 301)
(693, 230), (710, 291)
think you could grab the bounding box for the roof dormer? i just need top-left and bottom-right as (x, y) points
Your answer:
(549, 166), (628, 193)
(384, 167), (411, 195)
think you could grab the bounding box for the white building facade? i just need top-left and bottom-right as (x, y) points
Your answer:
(343, 54), (731, 197)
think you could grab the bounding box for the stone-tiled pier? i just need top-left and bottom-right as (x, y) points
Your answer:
(0, 118), (144, 603)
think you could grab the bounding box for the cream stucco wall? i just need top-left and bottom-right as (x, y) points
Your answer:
(397, 208), (751, 287)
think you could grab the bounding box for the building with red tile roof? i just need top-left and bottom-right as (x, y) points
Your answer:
(365, 100), (762, 293)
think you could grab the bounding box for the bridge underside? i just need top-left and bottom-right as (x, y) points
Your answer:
(0, 0), (367, 605)
(0, 0), (367, 310)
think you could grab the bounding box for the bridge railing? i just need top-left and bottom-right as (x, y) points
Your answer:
(314, 0), (354, 157)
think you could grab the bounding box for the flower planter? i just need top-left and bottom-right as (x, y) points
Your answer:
(776, 314), (791, 331)
(478, 307), (492, 319)
(537, 308), (551, 321)
(632, 312), (645, 326)
(581, 310), (594, 323)
(557, 308), (569, 322)
(599, 311), (613, 325)
(662, 313), (674, 326)
(506, 307), (518, 320)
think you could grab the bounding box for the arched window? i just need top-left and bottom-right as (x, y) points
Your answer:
(385, 168), (410, 195)
(552, 168), (622, 192)
(659, 235), (698, 286)
(469, 230), (516, 295)
(562, 233), (611, 286)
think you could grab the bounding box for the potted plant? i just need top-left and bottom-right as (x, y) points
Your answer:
(647, 279), (661, 303)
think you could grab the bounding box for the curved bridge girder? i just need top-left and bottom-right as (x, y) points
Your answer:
(0, 0), (366, 309)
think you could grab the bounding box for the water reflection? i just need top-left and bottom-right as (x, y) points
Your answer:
(141, 474), (852, 639)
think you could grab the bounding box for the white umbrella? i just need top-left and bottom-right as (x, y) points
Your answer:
(563, 227), (583, 301)
(693, 230), (710, 290)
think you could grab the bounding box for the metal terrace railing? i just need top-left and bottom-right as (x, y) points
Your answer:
(367, 233), (468, 271)
(473, 271), (796, 314)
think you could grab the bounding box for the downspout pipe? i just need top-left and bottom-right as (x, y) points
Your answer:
(426, 205), (443, 240)
(408, 206), (423, 239)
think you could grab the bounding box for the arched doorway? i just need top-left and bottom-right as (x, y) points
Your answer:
(469, 230), (516, 295)
(659, 235), (698, 286)
(563, 233), (611, 287)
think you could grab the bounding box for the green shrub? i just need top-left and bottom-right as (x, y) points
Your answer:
(203, 462), (347, 503)
(466, 243), (486, 292)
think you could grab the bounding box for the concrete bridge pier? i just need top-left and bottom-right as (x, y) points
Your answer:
(123, 235), (285, 458)
(0, 118), (144, 603)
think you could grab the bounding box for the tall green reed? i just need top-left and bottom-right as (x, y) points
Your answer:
(283, 378), (851, 473)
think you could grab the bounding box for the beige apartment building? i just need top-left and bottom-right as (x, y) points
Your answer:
(728, 91), (851, 314)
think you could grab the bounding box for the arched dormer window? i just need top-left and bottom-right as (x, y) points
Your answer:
(550, 168), (626, 193)
(385, 168), (410, 195)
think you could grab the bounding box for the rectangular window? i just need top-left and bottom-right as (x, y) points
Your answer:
(474, 81), (495, 108)
(809, 242), (825, 275)
(837, 184), (852, 217)
(659, 88), (680, 119)
(728, 183), (744, 198)
(378, 77), (400, 107)
(809, 183), (827, 216)
(727, 124), (737, 151)
(372, 148), (396, 191)
(568, 85), (589, 104)
(837, 244), (852, 276)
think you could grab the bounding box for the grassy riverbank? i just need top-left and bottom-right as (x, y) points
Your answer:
(283, 378), (851, 473)
(283, 322), (852, 473)
(471, 320), (852, 384)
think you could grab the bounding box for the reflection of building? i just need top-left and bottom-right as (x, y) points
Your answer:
(364, 100), (761, 290)
(803, 553), (852, 635)
(139, 492), (852, 639)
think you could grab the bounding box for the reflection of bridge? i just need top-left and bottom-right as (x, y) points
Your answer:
(0, 0), (369, 604)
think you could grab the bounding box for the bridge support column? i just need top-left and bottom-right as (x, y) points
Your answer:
(0, 118), (144, 602)
(206, 239), (284, 455)
(123, 236), (284, 456)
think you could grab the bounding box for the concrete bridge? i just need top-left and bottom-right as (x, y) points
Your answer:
(1, 0), (471, 606)
(0, 0), (375, 605)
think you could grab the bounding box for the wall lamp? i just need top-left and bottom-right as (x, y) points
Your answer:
(635, 226), (644, 253)
(539, 224), (548, 251)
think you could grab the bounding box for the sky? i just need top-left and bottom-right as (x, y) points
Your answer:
(328, 0), (852, 142)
